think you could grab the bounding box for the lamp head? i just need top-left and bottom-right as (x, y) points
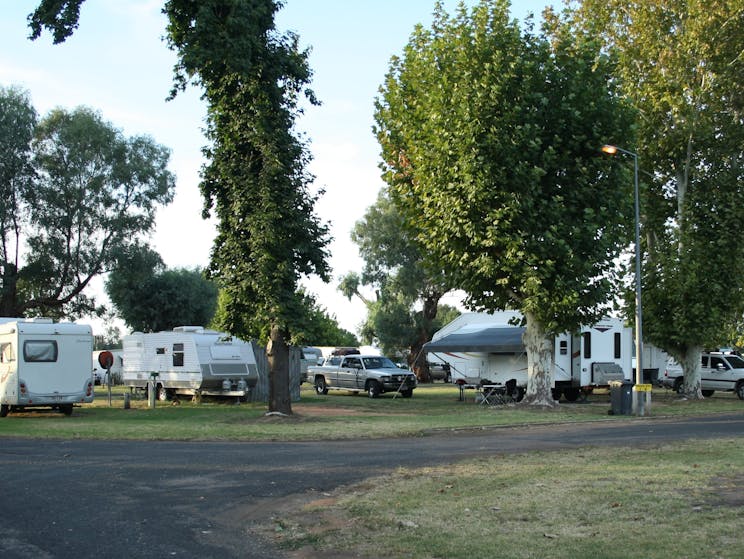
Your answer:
(601, 145), (618, 155)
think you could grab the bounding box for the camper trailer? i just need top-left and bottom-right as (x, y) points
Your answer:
(424, 312), (632, 401)
(0, 318), (94, 416)
(122, 326), (259, 401)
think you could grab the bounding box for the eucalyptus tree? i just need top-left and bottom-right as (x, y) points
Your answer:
(375, 0), (634, 405)
(338, 188), (454, 380)
(0, 86), (36, 317)
(106, 244), (218, 333)
(577, 0), (744, 398)
(1, 99), (175, 319)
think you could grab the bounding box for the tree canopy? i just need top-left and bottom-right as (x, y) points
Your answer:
(375, 0), (635, 404)
(0, 90), (175, 319)
(106, 243), (218, 332)
(576, 0), (744, 398)
(163, 0), (331, 413)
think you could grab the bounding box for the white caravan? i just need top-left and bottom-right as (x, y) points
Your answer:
(0, 318), (94, 416)
(424, 312), (632, 401)
(122, 326), (259, 401)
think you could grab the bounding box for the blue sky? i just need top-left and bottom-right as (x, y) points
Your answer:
(1, 1), (551, 335)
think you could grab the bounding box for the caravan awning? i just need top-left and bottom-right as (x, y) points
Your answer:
(423, 326), (526, 354)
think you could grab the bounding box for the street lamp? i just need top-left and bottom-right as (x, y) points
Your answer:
(602, 144), (649, 415)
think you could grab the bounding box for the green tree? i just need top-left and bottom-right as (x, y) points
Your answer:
(1, 100), (175, 318)
(164, 0), (331, 415)
(212, 288), (357, 347)
(577, 0), (744, 398)
(106, 244), (218, 332)
(28, 1), (332, 415)
(0, 86), (37, 317)
(374, 0), (635, 405)
(339, 189), (454, 380)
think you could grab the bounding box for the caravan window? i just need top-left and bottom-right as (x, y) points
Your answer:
(559, 340), (568, 356)
(173, 343), (185, 367)
(583, 332), (591, 359)
(0, 342), (14, 363)
(23, 340), (58, 362)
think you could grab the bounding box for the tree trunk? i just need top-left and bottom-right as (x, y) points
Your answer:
(678, 345), (704, 400)
(520, 311), (558, 407)
(411, 295), (440, 382)
(267, 324), (292, 415)
(0, 262), (22, 317)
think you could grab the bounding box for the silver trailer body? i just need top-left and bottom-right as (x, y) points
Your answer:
(122, 326), (259, 400)
(0, 318), (94, 416)
(425, 312), (632, 400)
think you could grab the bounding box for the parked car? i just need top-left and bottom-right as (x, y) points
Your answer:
(659, 353), (744, 399)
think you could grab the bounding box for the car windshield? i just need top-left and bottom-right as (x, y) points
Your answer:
(725, 355), (744, 368)
(362, 357), (399, 370)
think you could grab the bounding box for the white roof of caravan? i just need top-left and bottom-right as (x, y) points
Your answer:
(431, 311), (522, 341)
(0, 319), (91, 335)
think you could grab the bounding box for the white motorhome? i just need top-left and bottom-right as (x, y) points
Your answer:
(424, 312), (632, 401)
(122, 326), (259, 401)
(0, 318), (94, 416)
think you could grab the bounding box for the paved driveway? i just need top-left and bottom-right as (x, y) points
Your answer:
(1, 413), (743, 558)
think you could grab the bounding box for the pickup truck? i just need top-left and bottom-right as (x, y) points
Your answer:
(308, 354), (417, 398)
(659, 352), (744, 399)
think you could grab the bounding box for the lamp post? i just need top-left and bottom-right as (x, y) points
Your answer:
(602, 144), (649, 416)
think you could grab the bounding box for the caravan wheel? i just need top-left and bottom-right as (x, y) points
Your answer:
(60, 404), (73, 416)
(156, 385), (170, 401)
(0, 404), (9, 417)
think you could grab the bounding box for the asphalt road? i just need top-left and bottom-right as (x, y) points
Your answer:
(1, 413), (743, 559)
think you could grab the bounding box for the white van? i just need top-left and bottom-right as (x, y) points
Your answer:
(0, 318), (94, 416)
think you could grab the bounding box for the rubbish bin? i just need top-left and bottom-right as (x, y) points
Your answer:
(609, 380), (633, 416)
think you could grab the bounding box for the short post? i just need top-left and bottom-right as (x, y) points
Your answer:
(148, 372), (159, 409)
(123, 391), (131, 409)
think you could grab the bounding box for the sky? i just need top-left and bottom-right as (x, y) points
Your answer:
(0, 0), (550, 336)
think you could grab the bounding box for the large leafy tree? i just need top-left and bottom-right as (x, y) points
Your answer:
(577, 0), (744, 398)
(28, 1), (332, 415)
(1, 96), (175, 318)
(0, 86), (37, 317)
(375, 0), (635, 405)
(106, 243), (218, 332)
(338, 189), (456, 380)
(164, 0), (330, 415)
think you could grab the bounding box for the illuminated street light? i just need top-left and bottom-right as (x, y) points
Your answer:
(602, 144), (649, 415)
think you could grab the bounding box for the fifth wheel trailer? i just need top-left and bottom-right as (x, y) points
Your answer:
(0, 318), (94, 416)
(424, 312), (632, 401)
(122, 326), (259, 401)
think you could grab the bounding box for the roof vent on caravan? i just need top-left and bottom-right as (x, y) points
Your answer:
(173, 326), (205, 333)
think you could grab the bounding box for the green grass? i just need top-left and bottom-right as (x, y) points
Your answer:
(0, 383), (741, 441)
(268, 438), (744, 559)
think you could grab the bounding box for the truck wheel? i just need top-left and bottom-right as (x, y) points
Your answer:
(400, 389), (413, 398)
(0, 404), (9, 417)
(701, 389), (714, 398)
(156, 384), (169, 401)
(736, 381), (744, 401)
(367, 381), (381, 399)
(315, 377), (328, 395)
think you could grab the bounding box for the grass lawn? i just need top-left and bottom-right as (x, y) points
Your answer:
(0, 383), (741, 441)
(267, 438), (744, 559)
